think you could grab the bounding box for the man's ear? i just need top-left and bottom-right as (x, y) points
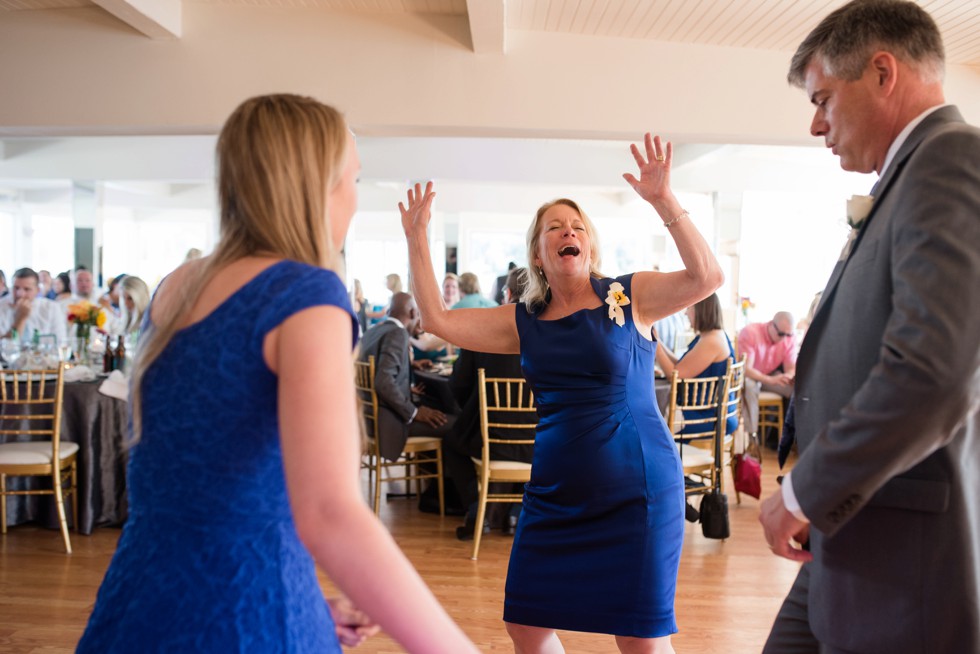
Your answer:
(870, 51), (899, 95)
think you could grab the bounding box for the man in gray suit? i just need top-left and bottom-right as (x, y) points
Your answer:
(759, 2), (980, 653)
(358, 292), (450, 461)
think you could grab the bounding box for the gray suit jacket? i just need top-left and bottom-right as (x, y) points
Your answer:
(358, 319), (414, 460)
(791, 105), (980, 653)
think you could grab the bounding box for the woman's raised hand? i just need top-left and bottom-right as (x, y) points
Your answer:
(623, 133), (673, 206)
(399, 181), (437, 236)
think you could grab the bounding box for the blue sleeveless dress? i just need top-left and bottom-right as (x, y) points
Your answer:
(677, 333), (738, 435)
(504, 274), (685, 637)
(77, 260), (358, 654)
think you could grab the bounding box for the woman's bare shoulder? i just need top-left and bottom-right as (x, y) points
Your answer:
(698, 329), (731, 355)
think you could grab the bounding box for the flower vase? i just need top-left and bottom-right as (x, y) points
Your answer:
(75, 325), (92, 366)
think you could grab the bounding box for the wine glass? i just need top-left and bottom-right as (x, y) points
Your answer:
(58, 339), (74, 364)
(1, 338), (22, 369)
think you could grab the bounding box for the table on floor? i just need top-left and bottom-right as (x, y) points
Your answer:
(2, 378), (128, 535)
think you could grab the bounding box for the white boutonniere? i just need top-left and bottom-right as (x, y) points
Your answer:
(605, 282), (630, 327)
(839, 194), (875, 261)
(846, 194), (874, 230)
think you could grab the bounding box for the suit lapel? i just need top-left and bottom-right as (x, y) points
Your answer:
(799, 105), (965, 369)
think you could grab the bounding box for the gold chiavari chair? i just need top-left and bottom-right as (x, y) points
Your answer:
(354, 356), (444, 517)
(0, 365), (77, 554)
(723, 356), (752, 503)
(664, 369), (729, 500)
(469, 369), (536, 560)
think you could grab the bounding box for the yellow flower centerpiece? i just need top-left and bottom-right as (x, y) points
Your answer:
(67, 300), (107, 338)
(67, 301), (107, 364)
(739, 296), (756, 319)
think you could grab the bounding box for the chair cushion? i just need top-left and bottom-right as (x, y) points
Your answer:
(488, 460), (532, 472)
(469, 456), (532, 470)
(403, 436), (441, 452)
(677, 443), (714, 467)
(0, 441), (79, 465)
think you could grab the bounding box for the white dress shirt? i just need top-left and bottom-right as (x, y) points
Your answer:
(781, 102), (950, 523)
(0, 295), (69, 343)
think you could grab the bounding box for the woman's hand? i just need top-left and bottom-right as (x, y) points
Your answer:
(327, 596), (381, 648)
(623, 133), (674, 207)
(399, 181), (436, 237)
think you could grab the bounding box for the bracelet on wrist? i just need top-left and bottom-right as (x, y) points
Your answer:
(663, 211), (689, 228)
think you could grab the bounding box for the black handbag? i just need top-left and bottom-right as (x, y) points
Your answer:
(699, 490), (730, 539)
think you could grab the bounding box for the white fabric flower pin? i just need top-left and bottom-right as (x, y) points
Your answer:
(846, 194), (874, 230)
(839, 194), (875, 261)
(605, 282), (630, 327)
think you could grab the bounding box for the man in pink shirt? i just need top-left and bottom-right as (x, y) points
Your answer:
(737, 311), (797, 443)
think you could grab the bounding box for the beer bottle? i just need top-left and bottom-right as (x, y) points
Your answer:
(114, 334), (126, 373)
(103, 336), (116, 373)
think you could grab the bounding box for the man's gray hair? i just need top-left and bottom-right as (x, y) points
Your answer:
(788, 0), (945, 88)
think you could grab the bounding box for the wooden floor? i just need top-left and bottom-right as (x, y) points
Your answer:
(0, 449), (799, 653)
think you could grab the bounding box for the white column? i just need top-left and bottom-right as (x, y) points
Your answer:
(713, 191), (743, 334)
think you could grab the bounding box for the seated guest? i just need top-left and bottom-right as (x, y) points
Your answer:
(350, 278), (368, 335)
(52, 272), (72, 304)
(0, 267), (68, 343)
(72, 267), (101, 304)
(442, 273), (460, 308)
(442, 267), (534, 539)
(119, 275), (150, 336)
(358, 292), (453, 462)
(737, 310), (797, 443)
(655, 293), (737, 436)
(38, 270), (53, 298)
(410, 328), (448, 362)
(409, 273), (463, 361)
(99, 274), (126, 315)
(364, 272), (402, 325)
(0, 269), (7, 299)
(490, 261), (517, 306)
(451, 272), (497, 309)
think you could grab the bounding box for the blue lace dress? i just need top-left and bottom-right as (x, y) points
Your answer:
(504, 274), (685, 637)
(77, 261), (358, 654)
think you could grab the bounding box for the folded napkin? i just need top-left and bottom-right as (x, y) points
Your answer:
(98, 369), (129, 401)
(64, 365), (98, 382)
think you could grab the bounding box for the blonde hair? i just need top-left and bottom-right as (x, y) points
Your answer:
(119, 275), (151, 334)
(458, 272), (481, 295)
(522, 198), (604, 312)
(131, 94), (349, 441)
(386, 273), (403, 294)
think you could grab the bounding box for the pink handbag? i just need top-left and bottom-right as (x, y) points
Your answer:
(733, 453), (762, 499)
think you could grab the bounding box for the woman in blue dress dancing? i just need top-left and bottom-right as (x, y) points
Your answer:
(401, 134), (723, 654)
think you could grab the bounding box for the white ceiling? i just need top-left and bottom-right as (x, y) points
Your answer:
(3, 0), (978, 64)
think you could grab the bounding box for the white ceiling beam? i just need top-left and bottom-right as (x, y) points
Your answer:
(92, 0), (181, 40)
(466, 0), (505, 54)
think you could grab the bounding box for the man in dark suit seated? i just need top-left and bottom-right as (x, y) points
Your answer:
(358, 292), (455, 509)
(442, 268), (535, 539)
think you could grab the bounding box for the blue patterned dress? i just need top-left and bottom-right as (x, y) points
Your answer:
(77, 260), (358, 653)
(504, 274), (685, 637)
